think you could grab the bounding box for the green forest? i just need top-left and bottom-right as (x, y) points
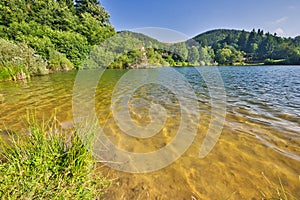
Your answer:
(0, 0), (114, 80)
(1, 0), (300, 81)
(69, 28), (300, 70)
(193, 29), (300, 65)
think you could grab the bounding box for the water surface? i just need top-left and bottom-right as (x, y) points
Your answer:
(0, 66), (299, 199)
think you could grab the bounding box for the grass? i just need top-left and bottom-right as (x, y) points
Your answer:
(0, 116), (109, 199)
(260, 172), (299, 200)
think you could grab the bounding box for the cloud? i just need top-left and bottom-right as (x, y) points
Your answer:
(275, 17), (288, 24)
(275, 28), (285, 36)
(288, 5), (296, 10)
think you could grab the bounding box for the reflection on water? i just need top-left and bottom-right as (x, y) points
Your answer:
(0, 66), (299, 199)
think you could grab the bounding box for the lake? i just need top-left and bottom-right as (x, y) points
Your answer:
(0, 66), (299, 199)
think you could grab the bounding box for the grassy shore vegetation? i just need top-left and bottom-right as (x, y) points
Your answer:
(0, 116), (109, 199)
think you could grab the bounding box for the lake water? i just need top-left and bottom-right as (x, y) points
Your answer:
(0, 66), (299, 199)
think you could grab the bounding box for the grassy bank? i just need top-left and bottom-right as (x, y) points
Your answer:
(0, 117), (108, 199)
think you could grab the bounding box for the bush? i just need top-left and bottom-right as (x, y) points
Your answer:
(0, 38), (48, 80)
(20, 35), (55, 59)
(45, 30), (90, 67)
(49, 50), (74, 72)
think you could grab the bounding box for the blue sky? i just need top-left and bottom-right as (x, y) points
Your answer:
(101, 0), (300, 38)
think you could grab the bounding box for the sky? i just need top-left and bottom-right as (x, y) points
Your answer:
(101, 0), (300, 40)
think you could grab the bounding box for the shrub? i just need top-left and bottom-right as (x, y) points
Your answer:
(45, 30), (90, 67)
(49, 50), (74, 72)
(0, 38), (48, 80)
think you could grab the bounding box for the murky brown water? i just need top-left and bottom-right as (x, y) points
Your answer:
(0, 66), (299, 199)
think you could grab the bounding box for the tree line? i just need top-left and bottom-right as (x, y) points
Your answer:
(194, 29), (300, 65)
(88, 29), (300, 69)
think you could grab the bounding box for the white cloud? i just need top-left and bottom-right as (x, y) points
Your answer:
(288, 5), (296, 10)
(275, 17), (288, 24)
(275, 28), (285, 36)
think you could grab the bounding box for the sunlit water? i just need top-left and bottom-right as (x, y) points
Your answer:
(0, 66), (299, 199)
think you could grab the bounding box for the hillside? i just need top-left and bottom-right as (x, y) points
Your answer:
(0, 0), (115, 80)
(84, 30), (215, 69)
(192, 29), (244, 46)
(192, 29), (300, 65)
(104, 28), (300, 68)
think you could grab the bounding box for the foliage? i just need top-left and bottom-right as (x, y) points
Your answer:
(0, 0), (115, 77)
(49, 50), (74, 72)
(198, 46), (215, 65)
(2, 0), (300, 71)
(193, 29), (242, 47)
(103, 29), (300, 67)
(193, 28), (300, 65)
(0, 116), (109, 199)
(85, 31), (216, 69)
(187, 46), (200, 65)
(109, 49), (144, 69)
(215, 46), (244, 65)
(147, 48), (169, 66)
(0, 38), (47, 80)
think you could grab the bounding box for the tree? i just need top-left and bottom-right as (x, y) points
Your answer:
(237, 30), (248, 51)
(257, 34), (276, 60)
(59, 0), (76, 12)
(294, 36), (300, 46)
(224, 34), (235, 45)
(246, 29), (259, 53)
(199, 46), (214, 65)
(0, 0), (27, 26)
(77, 12), (114, 45)
(170, 42), (188, 62)
(215, 48), (232, 65)
(187, 46), (200, 64)
(215, 46), (243, 65)
(0, 0), (115, 69)
(75, 0), (110, 23)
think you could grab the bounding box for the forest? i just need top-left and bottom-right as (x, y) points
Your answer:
(88, 29), (300, 69)
(193, 29), (300, 65)
(0, 0), (114, 80)
(1, 0), (300, 81)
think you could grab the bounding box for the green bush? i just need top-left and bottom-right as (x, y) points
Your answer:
(49, 50), (74, 72)
(20, 35), (55, 59)
(0, 38), (48, 80)
(47, 30), (90, 67)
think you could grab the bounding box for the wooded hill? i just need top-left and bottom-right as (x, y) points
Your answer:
(93, 29), (300, 69)
(0, 0), (114, 80)
(192, 29), (300, 65)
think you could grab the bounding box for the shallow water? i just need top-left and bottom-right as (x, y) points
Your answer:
(0, 66), (299, 199)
